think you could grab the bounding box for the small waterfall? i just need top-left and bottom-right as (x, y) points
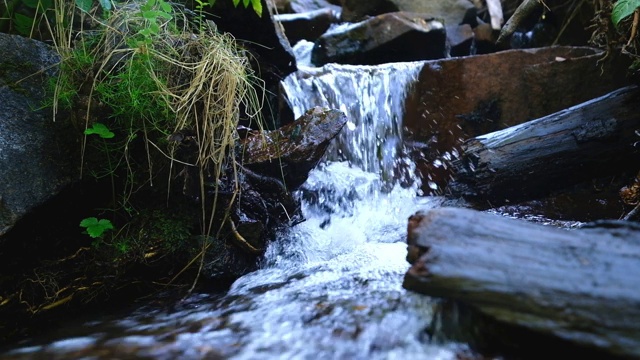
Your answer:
(282, 62), (424, 187)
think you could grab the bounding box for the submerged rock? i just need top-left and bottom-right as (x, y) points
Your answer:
(311, 12), (447, 66)
(0, 33), (80, 238)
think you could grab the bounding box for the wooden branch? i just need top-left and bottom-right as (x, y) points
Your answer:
(447, 86), (640, 205)
(496, 0), (542, 45)
(404, 207), (640, 358)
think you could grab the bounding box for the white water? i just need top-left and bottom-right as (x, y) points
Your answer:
(3, 59), (466, 359)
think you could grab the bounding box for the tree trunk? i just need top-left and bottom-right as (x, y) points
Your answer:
(403, 207), (640, 358)
(447, 86), (640, 205)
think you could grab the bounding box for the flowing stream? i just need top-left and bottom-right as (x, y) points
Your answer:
(2, 61), (465, 359)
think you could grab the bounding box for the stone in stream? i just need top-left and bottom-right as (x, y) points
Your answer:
(311, 12), (447, 66)
(240, 107), (348, 190)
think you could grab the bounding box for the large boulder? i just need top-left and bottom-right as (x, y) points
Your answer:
(0, 33), (80, 238)
(340, 0), (475, 26)
(311, 12), (447, 66)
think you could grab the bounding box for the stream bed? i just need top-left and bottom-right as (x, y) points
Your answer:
(3, 61), (467, 359)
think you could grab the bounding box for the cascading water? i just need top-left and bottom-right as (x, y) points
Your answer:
(2, 61), (463, 359)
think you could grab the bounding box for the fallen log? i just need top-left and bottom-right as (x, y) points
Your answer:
(446, 86), (640, 205)
(403, 207), (640, 358)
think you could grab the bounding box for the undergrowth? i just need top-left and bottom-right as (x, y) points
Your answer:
(8, 0), (268, 313)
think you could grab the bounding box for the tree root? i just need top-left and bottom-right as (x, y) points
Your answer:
(229, 218), (262, 254)
(497, 0), (544, 45)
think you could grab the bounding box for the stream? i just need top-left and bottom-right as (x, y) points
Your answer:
(2, 60), (468, 359)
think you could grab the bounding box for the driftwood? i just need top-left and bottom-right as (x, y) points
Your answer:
(403, 207), (640, 358)
(447, 86), (640, 205)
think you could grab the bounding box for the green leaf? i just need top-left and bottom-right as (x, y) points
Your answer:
(149, 22), (160, 34)
(40, 0), (54, 10)
(80, 217), (114, 238)
(85, 122), (115, 139)
(143, 10), (158, 20)
(22, 0), (39, 8)
(157, 11), (173, 20)
(232, 0), (240, 7)
(13, 13), (34, 36)
(80, 217), (99, 227)
(159, 1), (172, 13)
(243, 0), (250, 7)
(75, 0), (92, 12)
(612, 0), (640, 28)
(251, 0), (262, 16)
(99, 0), (112, 11)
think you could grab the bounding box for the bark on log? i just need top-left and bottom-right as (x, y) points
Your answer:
(447, 86), (640, 205)
(404, 207), (640, 358)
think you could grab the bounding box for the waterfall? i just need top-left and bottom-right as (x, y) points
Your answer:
(282, 62), (424, 188)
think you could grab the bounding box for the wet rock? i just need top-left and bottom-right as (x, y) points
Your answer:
(0, 33), (80, 237)
(275, 8), (340, 45)
(240, 107), (347, 190)
(401, 46), (631, 194)
(311, 12), (447, 66)
(198, 235), (257, 280)
(340, 0), (475, 27)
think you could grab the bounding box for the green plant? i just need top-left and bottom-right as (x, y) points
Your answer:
(1, 0), (54, 38)
(612, 0), (640, 28)
(80, 217), (114, 238)
(47, 0), (266, 292)
(85, 122), (115, 138)
(137, 0), (173, 42)
(233, 0), (262, 17)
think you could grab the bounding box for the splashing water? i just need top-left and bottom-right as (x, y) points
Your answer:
(2, 61), (464, 359)
(283, 61), (424, 188)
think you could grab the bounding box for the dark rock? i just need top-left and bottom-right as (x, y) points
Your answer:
(198, 235), (256, 280)
(311, 12), (447, 66)
(275, 8), (340, 45)
(0, 33), (80, 237)
(340, 0), (475, 26)
(240, 107), (347, 190)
